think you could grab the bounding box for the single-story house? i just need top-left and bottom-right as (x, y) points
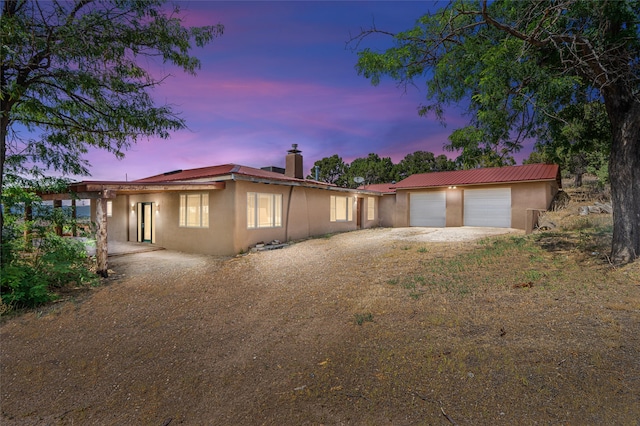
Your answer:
(41, 146), (560, 273)
(59, 146), (381, 260)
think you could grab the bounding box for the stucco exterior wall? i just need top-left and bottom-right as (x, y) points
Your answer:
(394, 191), (410, 227)
(363, 196), (379, 228)
(94, 196), (129, 242)
(122, 187), (236, 255)
(510, 181), (559, 230)
(231, 182), (369, 253)
(93, 188), (235, 255)
(446, 188), (464, 227)
(286, 186), (311, 240)
(100, 181), (381, 256)
(304, 188), (356, 236)
(377, 194), (397, 227)
(231, 181), (291, 253)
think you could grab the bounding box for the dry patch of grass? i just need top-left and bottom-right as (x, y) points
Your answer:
(274, 208), (639, 424)
(1, 194), (639, 425)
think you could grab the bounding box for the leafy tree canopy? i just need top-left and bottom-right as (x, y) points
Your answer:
(311, 150), (457, 188)
(345, 153), (395, 188)
(1, 0), (223, 261)
(394, 151), (456, 181)
(525, 101), (611, 186)
(353, 0), (640, 263)
(307, 154), (347, 185)
(1, 0), (223, 185)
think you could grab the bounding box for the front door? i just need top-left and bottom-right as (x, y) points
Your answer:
(137, 202), (154, 243)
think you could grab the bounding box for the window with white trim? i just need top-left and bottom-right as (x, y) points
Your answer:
(179, 193), (209, 228)
(247, 192), (282, 229)
(106, 201), (113, 217)
(367, 197), (375, 221)
(330, 195), (353, 222)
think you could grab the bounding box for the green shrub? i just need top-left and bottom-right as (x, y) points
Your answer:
(2, 181), (100, 312)
(35, 235), (96, 288)
(1, 262), (55, 308)
(1, 233), (97, 311)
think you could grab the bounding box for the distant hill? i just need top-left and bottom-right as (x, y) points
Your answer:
(75, 205), (91, 218)
(8, 204), (91, 219)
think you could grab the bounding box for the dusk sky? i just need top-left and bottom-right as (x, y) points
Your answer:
(80, 1), (520, 182)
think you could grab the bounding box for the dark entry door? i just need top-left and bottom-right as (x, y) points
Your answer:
(137, 202), (154, 243)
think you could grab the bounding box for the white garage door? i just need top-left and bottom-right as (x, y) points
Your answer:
(410, 192), (446, 227)
(464, 188), (511, 227)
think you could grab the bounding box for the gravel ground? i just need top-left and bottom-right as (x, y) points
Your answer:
(4, 226), (636, 425)
(3, 227), (515, 425)
(372, 226), (522, 242)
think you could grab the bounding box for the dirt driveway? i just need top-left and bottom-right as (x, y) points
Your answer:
(370, 226), (522, 242)
(1, 226), (638, 425)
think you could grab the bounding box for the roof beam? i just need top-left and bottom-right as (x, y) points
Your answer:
(71, 182), (225, 192)
(38, 182), (226, 200)
(39, 191), (116, 200)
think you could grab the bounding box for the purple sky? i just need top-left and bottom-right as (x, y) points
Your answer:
(80, 1), (524, 182)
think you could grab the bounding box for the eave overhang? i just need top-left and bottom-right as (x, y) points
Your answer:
(229, 173), (382, 195)
(38, 181), (226, 200)
(394, 178), (559, 191)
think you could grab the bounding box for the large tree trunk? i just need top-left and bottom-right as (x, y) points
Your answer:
(1, 20), (9, 263)
(574, 172), (583, 188)
(607, 98), (640, 264)
(0, 115), (6, 263)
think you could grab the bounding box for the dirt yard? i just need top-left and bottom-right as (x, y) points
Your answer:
(1, 226), (639, 425)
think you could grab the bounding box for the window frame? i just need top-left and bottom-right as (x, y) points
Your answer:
(106, 200), (113, 217)
(330, 195), (353, 222)
(247, 192), (283, 229)
(367, 197), (375, 221)
(179, 193), (209, 228)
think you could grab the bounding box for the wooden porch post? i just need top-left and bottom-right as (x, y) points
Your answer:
(71, 199), (77, 237)
(95, 197), (109, 277)
(53, 199), (63, 236)
(24, 202), (32, 246)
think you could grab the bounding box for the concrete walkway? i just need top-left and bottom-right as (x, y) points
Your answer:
(73, 238), (164, 257)
(106, 241), (165, 257)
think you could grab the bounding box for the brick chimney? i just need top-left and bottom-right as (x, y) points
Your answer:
(285, 144), (303, 179)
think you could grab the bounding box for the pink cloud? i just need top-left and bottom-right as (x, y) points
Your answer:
(75, 2), (531, 182)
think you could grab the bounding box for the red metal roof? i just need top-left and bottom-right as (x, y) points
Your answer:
(134, 164), (305, 184)
(394, 164), (561, 189)
(357, 183), (397, 194)
(134, 163), (559, 191)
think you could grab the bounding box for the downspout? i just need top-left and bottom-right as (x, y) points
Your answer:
(285, 185), (293, 242)
(125, 194), (130, 242)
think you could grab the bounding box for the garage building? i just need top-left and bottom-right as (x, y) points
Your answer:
(377, 164), (561, 231)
